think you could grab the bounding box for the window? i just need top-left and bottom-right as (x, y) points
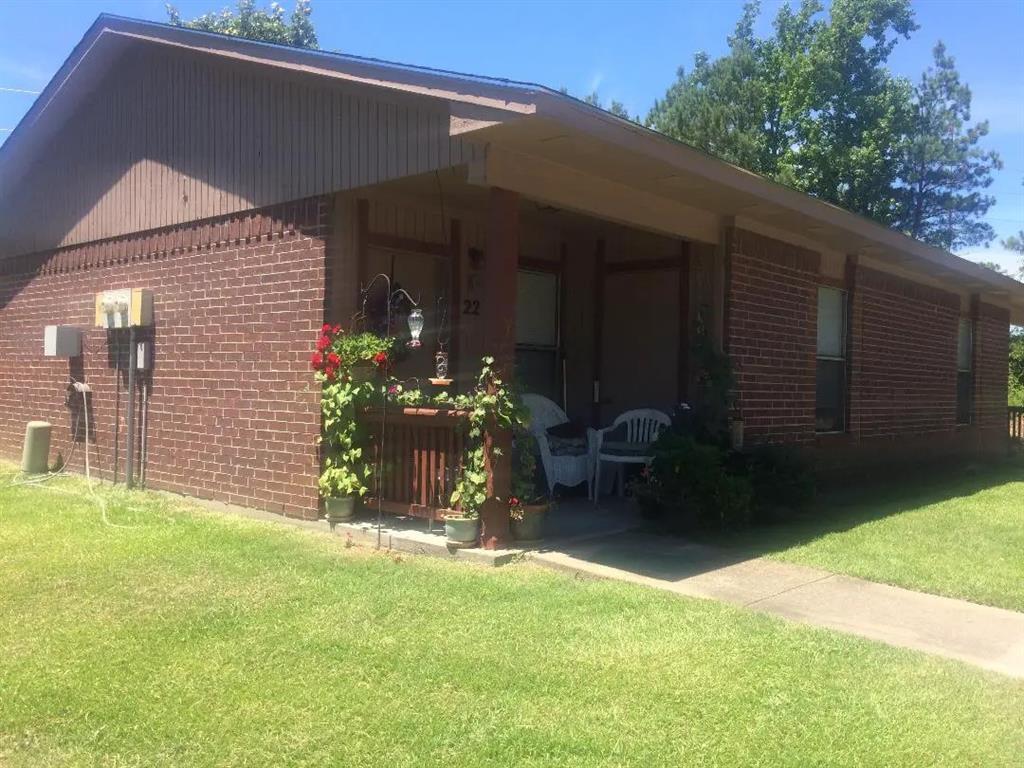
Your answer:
(816, 287), (847, 433)
(956, 318), (973, 425)
(515, 269), (560, 400)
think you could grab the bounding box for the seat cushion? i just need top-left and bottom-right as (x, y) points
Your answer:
(548, 435), (588, 456)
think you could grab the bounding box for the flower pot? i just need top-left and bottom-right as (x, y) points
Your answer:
(511, 503), (548, 544)
(324, 495), (357, 524)
(444, 515), (479, 547)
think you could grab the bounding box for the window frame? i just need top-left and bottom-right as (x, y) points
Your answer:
(815, 286), (849, 434)
(955, 317), (973, 426)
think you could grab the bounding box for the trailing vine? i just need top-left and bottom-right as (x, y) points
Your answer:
(441, 356), (528, 519)
(311, 324), (394, 499)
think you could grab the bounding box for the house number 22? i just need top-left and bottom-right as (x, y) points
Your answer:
(462, 299), (481, 316)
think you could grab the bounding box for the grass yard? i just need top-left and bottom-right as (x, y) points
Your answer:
(715, 458), (1024, 612)
(1, 468), (1022, 767)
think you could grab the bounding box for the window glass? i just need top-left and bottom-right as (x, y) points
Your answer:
(957, 319), (973, 372)
(516, 270), (559, 347)
(817, 287), (845, 358)
(816, 359), (845, 433)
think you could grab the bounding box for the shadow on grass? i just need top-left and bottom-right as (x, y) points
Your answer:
(541, 454), (1024, 585)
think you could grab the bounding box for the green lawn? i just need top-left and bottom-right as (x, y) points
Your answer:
(1, 469), (1022, 767)
(715, 458), (1024, 612)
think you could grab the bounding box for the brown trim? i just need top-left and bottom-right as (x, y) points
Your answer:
(366, 231), (449, 259)
(559, 241), (569, 404)
(448, 217), (462, 390)
(843, 254), (858, 436)
(721, 224), (734, 354)
(678, 240), (691, 404)
(605, 257), (679, 274)
(356, 198), (369, 295)
(592, 237), (606, 425)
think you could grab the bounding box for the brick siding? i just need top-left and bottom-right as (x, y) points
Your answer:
(726, 228), (820, 446)
(0, 197), (329, 517)
(726, 227), (1010, 464)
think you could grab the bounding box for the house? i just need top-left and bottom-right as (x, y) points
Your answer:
(1, 15), (1021, 540)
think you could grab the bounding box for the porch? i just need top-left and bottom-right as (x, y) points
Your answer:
(325, 167), (724, 545)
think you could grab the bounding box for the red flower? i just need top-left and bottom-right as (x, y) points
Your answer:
(325, 367), (338, 382)
(509, 496), (521, 508)
(321, 323), (332, 334)
(316, 334), (331, 352)
(327, 352), (341, 367)
(310, 351), (324, 370)
(332, 324), (342, 335)
(372, 351), (388, 368)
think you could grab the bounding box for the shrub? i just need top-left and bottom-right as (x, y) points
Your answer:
(743, 446), (815, 522)
(634, 433), (753, 531)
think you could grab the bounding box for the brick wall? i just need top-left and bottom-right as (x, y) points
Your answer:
(974, 300), (1011, 432)
(848, 266), (961, 439)
(0, 197), (329, 518)
(726, 228), (1011, 466)
(726, 228), (820, 446)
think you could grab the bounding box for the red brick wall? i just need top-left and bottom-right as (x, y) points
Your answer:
(0, 198), (329, 518)
(848, 266), (961, 439)
(974, 300), (1011, 432)
(726, 228), (1011, 465)
(726, 228), (820, 445)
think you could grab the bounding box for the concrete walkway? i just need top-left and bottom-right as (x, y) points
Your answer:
(532, 531), (1024, 679)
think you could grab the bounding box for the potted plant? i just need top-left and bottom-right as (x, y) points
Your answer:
(311, 324), (381, 525)
(445, 462), (483, 546)
(509, 430), (549, 544)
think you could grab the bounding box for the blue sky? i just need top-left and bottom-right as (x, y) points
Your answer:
(1, 0), (1021, 271)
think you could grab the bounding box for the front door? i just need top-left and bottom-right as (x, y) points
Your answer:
(599, 266), (680, 423)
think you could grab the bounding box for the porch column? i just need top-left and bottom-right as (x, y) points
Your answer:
(479, 186), (518, 549)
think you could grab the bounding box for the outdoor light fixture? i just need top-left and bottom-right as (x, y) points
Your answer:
(406, 308), (424, 348)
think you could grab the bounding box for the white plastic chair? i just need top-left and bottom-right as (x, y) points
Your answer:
(590, 408), (671, 502)
(522, 394), (592, 497)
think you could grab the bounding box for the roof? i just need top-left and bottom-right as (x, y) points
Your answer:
(2, 13), (1023, 320)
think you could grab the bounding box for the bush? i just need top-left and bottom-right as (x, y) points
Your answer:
(634, 433), (753, 531)
(634, 434), (813, 532)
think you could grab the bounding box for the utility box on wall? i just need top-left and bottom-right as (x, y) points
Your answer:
(43, 325), (82, 357)
(95, 288), (153, 329)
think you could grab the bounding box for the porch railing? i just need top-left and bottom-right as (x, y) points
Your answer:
(365, 407), (468, 521)
(1010, 406), (1024, 441)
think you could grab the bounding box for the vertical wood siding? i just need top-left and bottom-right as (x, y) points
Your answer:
(0, 45), (482, 257)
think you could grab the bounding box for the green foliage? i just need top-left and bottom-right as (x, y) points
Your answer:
(166, 0), (318, 49)
(634, 433), (754, 531)
(510, 430), (544, 514)
(893, 43), (1002, 250)
(647, 0), (1000, 248)
(1010, 329), (1024, 407)
(312, 326), (394, 500)
(439, 357), (529, 519)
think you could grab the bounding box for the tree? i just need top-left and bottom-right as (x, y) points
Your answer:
(1010, 329), (1024, 407)
(563, 89), (636, 122)
(648, 0), (916, 222)
(1000, 180), (1024, 278)
(166, 0), (318, 49)
(893, 43), (1002, 251)
(647, 0), (1002, 250)
(976, 261), (1007, 275)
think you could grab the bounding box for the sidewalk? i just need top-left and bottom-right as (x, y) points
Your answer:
(532, 531), (1024, 679)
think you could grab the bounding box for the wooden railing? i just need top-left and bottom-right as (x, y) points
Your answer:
(1010, 406), (1024, 441)
(365, 407), (468, 521)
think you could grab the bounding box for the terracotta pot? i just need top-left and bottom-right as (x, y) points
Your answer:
(444, 515), (480, 547)
(324, 495), (356, 524)
(511, 503), (548, 544)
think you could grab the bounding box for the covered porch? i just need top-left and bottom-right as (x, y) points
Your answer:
(324, 164), (725, 547)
